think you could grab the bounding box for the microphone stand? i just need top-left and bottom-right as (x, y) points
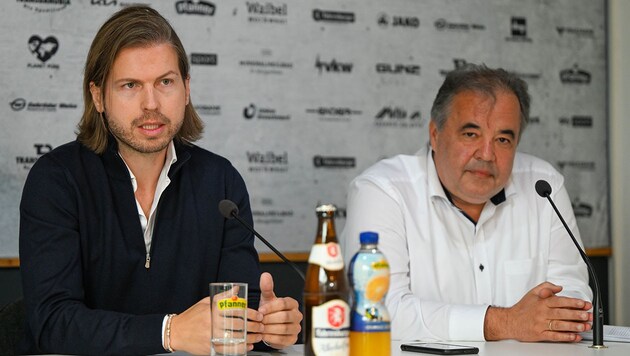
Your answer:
(542, 192), (605, 349)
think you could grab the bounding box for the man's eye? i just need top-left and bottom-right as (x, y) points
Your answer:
(161, 79), (173, 85)
(123, 82), (135, 89)
(498, 137), (511, 144)
(463, 132), (476, 138)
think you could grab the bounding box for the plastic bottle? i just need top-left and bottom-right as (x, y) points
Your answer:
(304, 204), (350, 356)
(348, 231), (391, 356)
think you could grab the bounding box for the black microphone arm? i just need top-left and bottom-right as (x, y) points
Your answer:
(218, 199), (305, 281)
(535, 180), (605, 348)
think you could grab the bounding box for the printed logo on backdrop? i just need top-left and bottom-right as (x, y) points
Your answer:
(374, 107), (423, 128)
(239, 49), (293, 75)
(557, 161), (595, 172)
(252, 198), (294, 225)
(191, 53), (217, 65)
(557, 26), (595, 38)
(313, 9), (354, 23)
(376, 63), (420, 75)
(176, 0), (215, 16)
(315, 56), (352, 74)
(17, 0), (70, 12)
(245, 1), (287, 24)
(313, 156), (355, 169)
(439, 58), (469, 76)
(559, 115), (593, 128)
(571, 197), (593, 218)
(528, 116), (540, 125)
(16, 143), (52, 172)
(27, 35), (60, 69)
(560, 64), (591, 84)
(377, 13), (419, 28)
(506, 17), (532, 42)
(10, 98), (78, 112)
(434, 18), (485, 32)
(305, 107), (362, 122)
(91, 0), (117, 6)
(247, 151), (288, 172)
(194, 104), (221, 116)
(243, 104), (290, 120)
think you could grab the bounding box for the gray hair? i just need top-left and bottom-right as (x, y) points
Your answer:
(430, 63), (530, 139)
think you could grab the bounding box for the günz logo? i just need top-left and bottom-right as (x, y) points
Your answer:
(315, 56), (352, 74)
(376, 63), (420, 75)
(28, 35), (59, 63)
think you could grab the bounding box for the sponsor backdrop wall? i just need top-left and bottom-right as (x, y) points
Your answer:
(0, 0), (608, 257)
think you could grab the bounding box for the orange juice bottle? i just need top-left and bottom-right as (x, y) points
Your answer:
(348, 231), (390, 356)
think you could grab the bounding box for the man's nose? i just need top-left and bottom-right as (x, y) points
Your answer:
(475, 139), (495, 161)
(141, 87), (159, 111)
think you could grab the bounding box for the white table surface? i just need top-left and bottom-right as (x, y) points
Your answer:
(241, 340), (630, 356)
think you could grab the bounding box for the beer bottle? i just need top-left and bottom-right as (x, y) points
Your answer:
(304, 204), (350, 356)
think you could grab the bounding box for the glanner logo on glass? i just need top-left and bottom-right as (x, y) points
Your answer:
(218, 295), (247, 310)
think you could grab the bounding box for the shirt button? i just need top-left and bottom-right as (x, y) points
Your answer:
(479, 264), (485, 272)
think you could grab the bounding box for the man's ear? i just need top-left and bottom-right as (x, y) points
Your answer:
(429, 120), (438, 151)
(89, 82), (103, 113)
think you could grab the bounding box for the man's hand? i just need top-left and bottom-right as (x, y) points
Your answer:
(484, 281), (592, 342)
(255, 272), (303, 349)
(169, 297), (212, 355)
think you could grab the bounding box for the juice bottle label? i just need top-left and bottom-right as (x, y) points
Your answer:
(351, 255), (390, 332)
(311, 299), (350, 355)
(308, 243), (344, 271)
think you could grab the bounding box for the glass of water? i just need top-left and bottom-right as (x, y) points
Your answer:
(209, 282), (248, 355)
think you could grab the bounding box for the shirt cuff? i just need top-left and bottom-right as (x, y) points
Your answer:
(161, 315), (168, 348)
(448, 304), (489, 341)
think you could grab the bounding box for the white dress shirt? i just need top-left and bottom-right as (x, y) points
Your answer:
(341, 145), (591, 342)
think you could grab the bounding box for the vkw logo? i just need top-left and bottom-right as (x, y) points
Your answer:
(560, 64), (591, 84)
(175, 0), (216, 16)
(315, 56), (353, 74)
(506, 16), (532, 42)
(313, 9), (354, 23)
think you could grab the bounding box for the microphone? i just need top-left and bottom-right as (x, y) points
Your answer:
(535, 179), (605, 348)
(219, 199), (305, 281)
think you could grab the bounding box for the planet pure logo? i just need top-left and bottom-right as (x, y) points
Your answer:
(28, 35), (59, 62)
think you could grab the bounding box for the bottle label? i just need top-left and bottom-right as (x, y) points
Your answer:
(311, 299), (350, 355)
(350, 254), (391, 332)
(308, 243), (344, 271)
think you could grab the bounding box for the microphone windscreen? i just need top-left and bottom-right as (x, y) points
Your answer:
(219, 199), (238, 219)
(535, 180), (553, 197)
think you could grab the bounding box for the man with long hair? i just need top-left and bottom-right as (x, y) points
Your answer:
(19, 6), (301, 354)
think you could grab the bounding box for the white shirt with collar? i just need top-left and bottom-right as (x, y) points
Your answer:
(341, 145), (591, 342)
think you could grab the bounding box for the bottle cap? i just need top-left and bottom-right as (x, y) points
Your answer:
(315, 204), (337, 213)
(359, 231), (378, 244)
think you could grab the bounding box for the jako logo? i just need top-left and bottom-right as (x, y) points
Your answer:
(377, 13), (419, 28)
(28, 35), (59, 63)
(175, 0), (216, 15)
(376, 63), (420, 75)
(315, 56), (352, 74)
